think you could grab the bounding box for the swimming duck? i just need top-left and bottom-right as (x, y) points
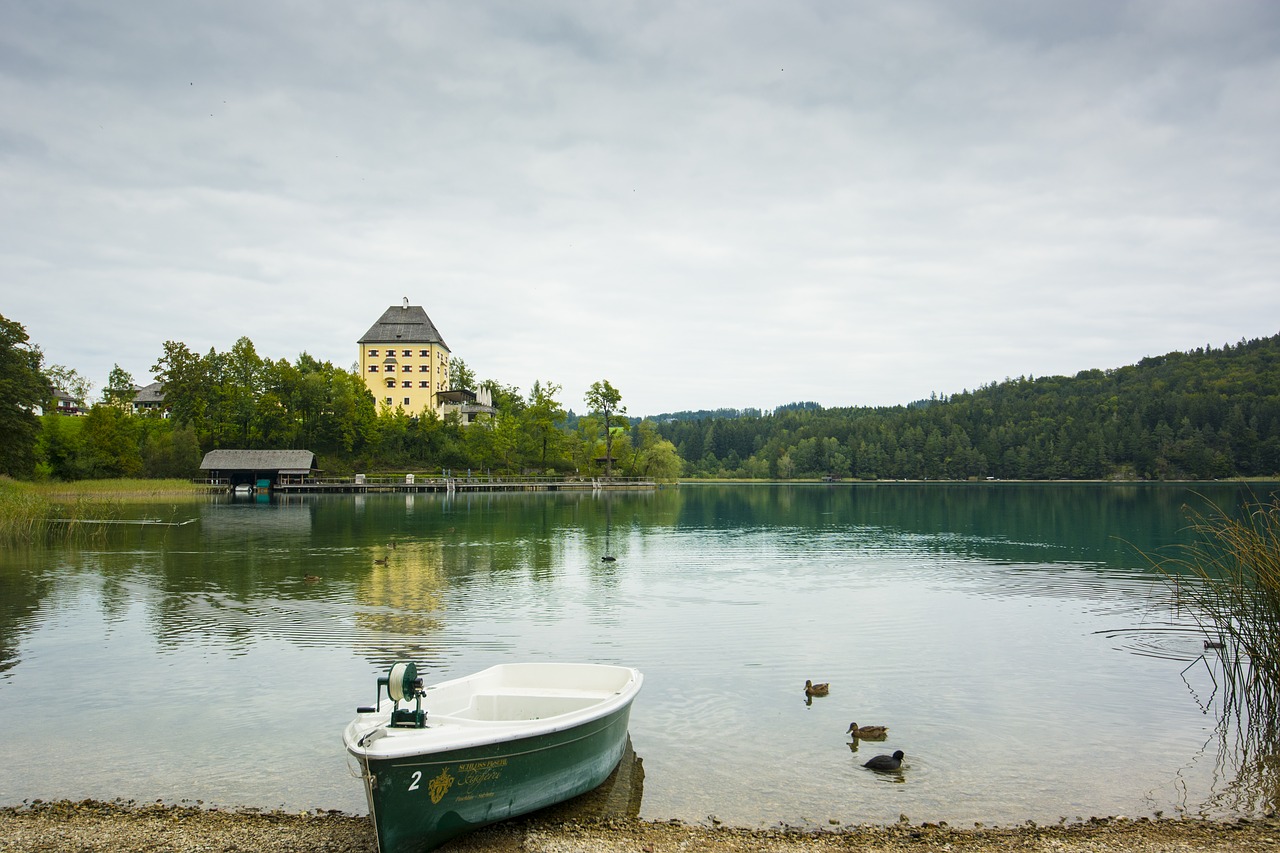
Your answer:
(373, 556), (388, 565)
(601, 556), (617, 562)
(863, 750), (905, 772)
(846, 722), (889, 740)
(303, 574), (321, 583)
(804, 680), (830, 697)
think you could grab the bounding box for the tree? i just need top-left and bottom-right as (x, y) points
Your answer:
(449, 357), (476, 392)
(44, 364), (93, 408)
(0, 314), (53, 477)
(522, 380), (567, 472)
(585, 380), (625, 478)
(103, 364), (137, 411)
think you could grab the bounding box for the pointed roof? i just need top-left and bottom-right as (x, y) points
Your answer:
(358, 304), (450, 351)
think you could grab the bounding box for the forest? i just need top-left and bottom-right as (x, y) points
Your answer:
(4, 308), (1280, 483)
(659, 335), (1280, 481)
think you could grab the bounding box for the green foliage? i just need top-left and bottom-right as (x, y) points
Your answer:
(659, 335), (1280, 481)
(0, 314), (53, 477)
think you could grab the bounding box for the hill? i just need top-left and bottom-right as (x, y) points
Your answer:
(654, 335), (1280, 480)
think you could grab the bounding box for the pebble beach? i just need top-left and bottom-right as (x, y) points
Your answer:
(2, 800), (1278, 853)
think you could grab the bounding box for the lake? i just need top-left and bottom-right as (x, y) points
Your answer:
(2, 482), (1278, 828)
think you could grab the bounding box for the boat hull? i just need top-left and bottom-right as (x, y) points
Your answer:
(346, 664), (641, 853)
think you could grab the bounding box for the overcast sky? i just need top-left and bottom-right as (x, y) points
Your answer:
(4, 1), (1279, 416)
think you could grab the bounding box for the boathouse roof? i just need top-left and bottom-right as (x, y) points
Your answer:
(200, 449), (317, 474)
(358, 303), (450, 351)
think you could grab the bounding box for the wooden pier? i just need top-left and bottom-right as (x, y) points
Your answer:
(258, 475), (657, 495)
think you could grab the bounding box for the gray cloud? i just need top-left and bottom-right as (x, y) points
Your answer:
(3, 0), (1278, 415)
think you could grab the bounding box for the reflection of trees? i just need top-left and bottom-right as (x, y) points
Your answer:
(0, 551), (49, 679)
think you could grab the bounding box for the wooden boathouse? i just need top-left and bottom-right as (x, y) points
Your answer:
(200, 449), (319, 490)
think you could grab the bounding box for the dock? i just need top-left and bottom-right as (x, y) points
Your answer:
(206, 475), (657, 495)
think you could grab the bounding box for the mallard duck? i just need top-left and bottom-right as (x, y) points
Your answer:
(804, 679), (830, 697)
(601, 555), (617, 562)
(863, 750), (904, 772)
(373, 556), (388, 565)
(846, 722), (889, 740)
(303, 574), (321, 583)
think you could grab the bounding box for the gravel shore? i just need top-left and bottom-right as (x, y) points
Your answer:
(2, 800), (1279, 853)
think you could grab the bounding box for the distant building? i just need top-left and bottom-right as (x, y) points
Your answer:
(358, 299), (453, 417)
(132, 381), (168, 416)
(437, 386), (498, 424)
(50, 389), (83, 416)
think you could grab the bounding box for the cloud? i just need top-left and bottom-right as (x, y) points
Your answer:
(3, 0), (1278, 415)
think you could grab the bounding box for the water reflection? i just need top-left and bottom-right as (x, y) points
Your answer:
(2, 483), (1280, 825)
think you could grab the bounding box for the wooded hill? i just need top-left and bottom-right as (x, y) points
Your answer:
(654, 334), (1280, 480)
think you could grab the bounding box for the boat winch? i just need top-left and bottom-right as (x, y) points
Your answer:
(357, 661), (427, 728)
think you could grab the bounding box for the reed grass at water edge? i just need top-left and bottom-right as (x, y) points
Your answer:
(0, 477), (202, 544)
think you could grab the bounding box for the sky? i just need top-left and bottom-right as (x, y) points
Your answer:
(3, 1), (1279, 417)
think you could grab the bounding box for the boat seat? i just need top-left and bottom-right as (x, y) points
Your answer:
(447, 692), (604, 722)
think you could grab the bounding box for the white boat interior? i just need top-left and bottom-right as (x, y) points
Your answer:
(345, 662), (642, 758)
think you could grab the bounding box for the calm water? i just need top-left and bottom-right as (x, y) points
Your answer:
(3, 482), (1279, 828)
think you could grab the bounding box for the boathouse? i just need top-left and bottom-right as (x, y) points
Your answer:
(199, 449), (318, 489)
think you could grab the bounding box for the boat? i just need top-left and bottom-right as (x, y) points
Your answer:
(343, 661), (643, 853)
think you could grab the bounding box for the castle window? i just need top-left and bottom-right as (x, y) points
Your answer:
(404, 397), (411, 406)
(419, 349), (430, 357)
(368, 365), (378, 372)
(402, 381), (411, 388)
(385, 364), (395, 372)
(419, 381), (429, 388)
(385, 397), (392, 405)
(402, 349), (412, 357)
(385, 379), (395, 388)
(402, 365), (412, 372)
(368, 349), (379, 357)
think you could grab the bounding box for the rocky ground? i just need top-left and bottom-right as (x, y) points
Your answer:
(2, 800), (1280, 853)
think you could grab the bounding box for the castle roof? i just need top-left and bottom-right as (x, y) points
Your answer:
(358, 304), (450, 351)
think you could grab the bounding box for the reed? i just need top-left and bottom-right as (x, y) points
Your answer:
(0, 478), (52, 542)
(1157, 496), (1280, 683)
(0, 477), (190, 544)
(1153, 494), (1280, 813)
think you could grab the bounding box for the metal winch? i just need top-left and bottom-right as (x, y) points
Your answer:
(357, 661), (427, 728)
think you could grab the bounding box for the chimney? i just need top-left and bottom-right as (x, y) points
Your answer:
(402, 297), (409, 309)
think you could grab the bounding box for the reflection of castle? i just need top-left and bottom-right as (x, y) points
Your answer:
(356, 542), (448, 639)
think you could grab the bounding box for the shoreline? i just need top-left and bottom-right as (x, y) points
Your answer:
(2, 800), (1277, 852)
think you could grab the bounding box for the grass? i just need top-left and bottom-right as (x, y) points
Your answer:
(1152, 494), (1280, 813)
(0, 477), (205, 544)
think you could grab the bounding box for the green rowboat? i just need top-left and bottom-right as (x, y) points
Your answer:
(343, 662), (643, 853)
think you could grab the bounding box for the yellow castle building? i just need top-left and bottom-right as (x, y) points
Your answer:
(358, 299), (453, 416)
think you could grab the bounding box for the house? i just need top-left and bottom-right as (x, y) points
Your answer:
(358, 298), (453, 416)
(50, 389), (83, 416)
(199, 449), (318, 489)
(437, 386), (498, 424)
(132, 381), (168, 416)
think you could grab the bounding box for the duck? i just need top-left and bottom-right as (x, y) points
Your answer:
(373, 556), (388, 565)
(303, 574), (321, 583)
(846, 722), (889, 740)
(863, 750), (904, 772)
(804, 679), (830, 697)
(601, 555), (617, 562)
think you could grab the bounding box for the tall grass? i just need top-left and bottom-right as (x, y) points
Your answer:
(0, 477), (200, 544)
(1153, 494), (1280, 814)
(1158, 497), (1280, 683)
